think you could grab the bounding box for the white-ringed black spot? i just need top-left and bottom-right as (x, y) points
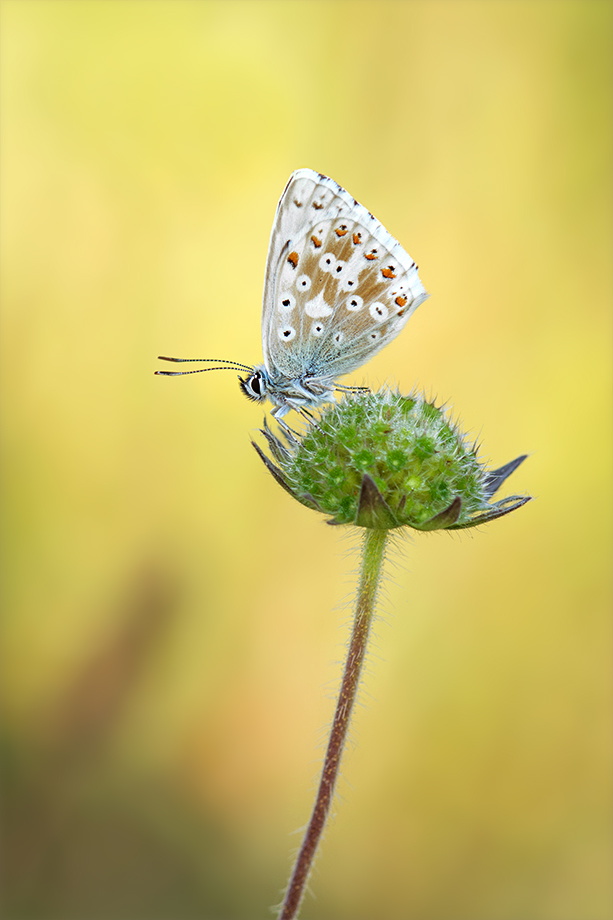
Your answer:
(370, 302), (389, 322)
(278, 292), (296, 311)
(340, 275), (359, 293)
(346, 294), (364, 312)
(278, 324), (296, 342)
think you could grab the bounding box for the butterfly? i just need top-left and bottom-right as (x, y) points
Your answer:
(156, 168), (428, 423)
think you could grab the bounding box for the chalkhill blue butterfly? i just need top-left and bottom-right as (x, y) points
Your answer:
(156, 168), (428, 422)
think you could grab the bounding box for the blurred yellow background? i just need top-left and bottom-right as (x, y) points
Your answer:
(1, 1), (611, 918)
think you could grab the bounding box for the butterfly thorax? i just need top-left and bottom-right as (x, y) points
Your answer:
(238, 364), (336, 419)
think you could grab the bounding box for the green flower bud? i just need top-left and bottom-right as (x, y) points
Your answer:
(253, 390), (530, 531)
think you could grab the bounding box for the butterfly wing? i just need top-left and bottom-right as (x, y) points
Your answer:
(262, 169), (428, 380)
(261, 169), (360, 372)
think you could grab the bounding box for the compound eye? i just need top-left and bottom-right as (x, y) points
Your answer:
(238, 369), (267, 403)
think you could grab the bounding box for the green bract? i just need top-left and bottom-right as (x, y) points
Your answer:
(253, 390), (530, 531)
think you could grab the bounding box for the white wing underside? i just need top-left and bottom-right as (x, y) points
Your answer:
(261, 168), (428, 381)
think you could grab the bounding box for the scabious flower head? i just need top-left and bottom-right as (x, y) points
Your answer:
(253, 390), (530, 531)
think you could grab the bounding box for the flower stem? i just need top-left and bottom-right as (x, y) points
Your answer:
(278, 528), (388, 919)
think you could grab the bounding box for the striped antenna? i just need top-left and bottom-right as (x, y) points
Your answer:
(155, 356), (253, 377)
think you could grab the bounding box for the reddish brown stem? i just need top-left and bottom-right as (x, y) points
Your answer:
(278, 528), (387, 919)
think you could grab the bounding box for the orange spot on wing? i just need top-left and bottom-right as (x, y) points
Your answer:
(335, 225), (348, 237)
(365, 250), (378, 261)
(311, 235), (322, 248)
(288, 251), (299, 268)
(382, 266), (397, 279)
(395, 295), (408, 307)
(353, 233), (362, 245)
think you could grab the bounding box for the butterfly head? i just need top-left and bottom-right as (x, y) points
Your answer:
(238, 365), (269, 404)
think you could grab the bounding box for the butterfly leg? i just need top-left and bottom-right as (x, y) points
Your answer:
(270, 405), (304, 438)
(334, 384), (370, 395)
(298, 407), (324, 432)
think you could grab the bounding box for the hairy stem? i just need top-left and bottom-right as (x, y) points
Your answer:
(278, 528), (388, 919)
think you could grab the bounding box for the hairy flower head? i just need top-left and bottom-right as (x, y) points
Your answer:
(253, 390), (530, 531)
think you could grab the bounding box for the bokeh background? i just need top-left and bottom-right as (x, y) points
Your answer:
(1, 1), (611, 918)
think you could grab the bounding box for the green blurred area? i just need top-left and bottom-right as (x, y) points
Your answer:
(1, 1), (611, 918)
